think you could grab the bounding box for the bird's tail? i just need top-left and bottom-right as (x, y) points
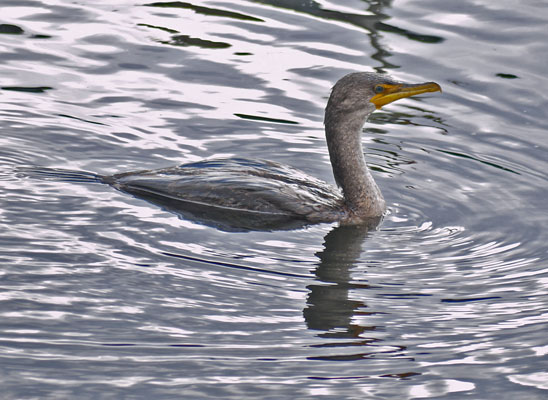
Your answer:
(16, 166), (105, 184)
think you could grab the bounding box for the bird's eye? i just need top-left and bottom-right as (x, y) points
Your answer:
(374, 85), (384, 93)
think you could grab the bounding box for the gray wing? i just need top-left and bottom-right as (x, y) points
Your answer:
(105, 158), (344, 221)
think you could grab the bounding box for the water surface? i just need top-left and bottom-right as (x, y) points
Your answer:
(1, 0), (547, 398)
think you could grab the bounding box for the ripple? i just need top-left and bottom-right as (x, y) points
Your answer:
(1, 0), (548, 398)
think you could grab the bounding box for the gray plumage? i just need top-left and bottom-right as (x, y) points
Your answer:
(105, 72), (440, 230)
(22, 72), (440, 231)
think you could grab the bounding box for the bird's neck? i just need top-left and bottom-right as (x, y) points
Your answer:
(325, 116), (386, 219)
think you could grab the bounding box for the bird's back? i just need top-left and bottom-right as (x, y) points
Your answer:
(104, 158), (345, 230)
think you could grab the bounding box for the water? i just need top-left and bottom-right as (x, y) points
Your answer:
(1, 0), (547, 398)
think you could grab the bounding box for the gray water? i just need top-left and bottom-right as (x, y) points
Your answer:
(1, 0), (547, 398)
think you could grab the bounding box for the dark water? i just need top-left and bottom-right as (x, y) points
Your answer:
(1, 0), (547, 398)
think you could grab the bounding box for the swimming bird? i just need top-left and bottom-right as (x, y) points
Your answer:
(24, 72), (441, 231)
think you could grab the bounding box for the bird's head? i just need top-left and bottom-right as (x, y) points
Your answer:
(325, 72), (441, 124)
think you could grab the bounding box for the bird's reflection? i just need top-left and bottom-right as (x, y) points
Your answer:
(302, 221), (404, 361)
(304, 223), (377, 335)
